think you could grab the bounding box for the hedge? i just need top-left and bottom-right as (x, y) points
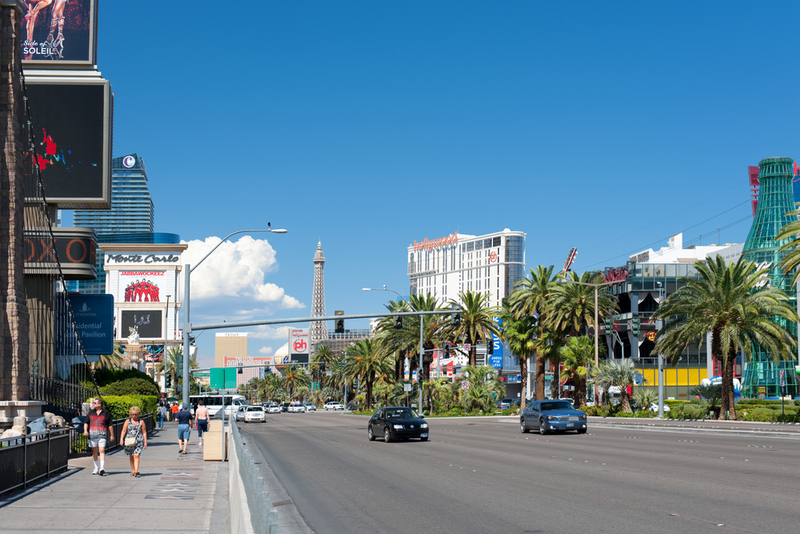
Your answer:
(87, 395), (159, 419)
(101, 378), (159, 397)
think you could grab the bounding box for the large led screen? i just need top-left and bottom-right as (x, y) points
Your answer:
(22, 0), (97, 66)
(121, 310), (163, 340)
(24, 79), (112, 209)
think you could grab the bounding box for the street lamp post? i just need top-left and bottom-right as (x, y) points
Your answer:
(182, 225), (287, 408)
(559, 278), (615, 405)
(362, 286), (425, 414)
(161, 294), (171, 383)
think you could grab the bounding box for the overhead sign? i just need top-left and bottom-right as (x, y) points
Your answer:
(22, 0), (98, 66)
(210, 367), (237, 390)
(63, 293), (113, 355)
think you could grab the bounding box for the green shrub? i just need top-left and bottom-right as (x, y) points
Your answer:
(87, 395), (158, 419)
(634, 410), (655, 418)
(614, 411), (634, 418)
(101, 378), (159, 397)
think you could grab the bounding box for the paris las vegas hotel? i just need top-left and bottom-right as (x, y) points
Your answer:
(407, 229), (526, 307)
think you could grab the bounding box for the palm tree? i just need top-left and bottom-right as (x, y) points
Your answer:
(261, 372), (283, 401)
(654, 256), (798, 420)
(777, 208), (800, 287)
(459, 365), (505, 413)
(500, 309), (537, 409)
(508, 265), (560, 401)
(156, 345), (197, 394)
(95, 342), (124, 369)
(282, 366), (310, 398)
(342, 338), (392, 411)
(374, 299), (414, 381)
(408, 294), (448, 381)
(448, 291), (501, 368)
(601, 359), (639, 413)
(549, 270), (618, 336)
(558, 335), (596, 407)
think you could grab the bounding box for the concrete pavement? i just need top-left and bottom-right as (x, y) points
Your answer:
(0, 422), (230, 534)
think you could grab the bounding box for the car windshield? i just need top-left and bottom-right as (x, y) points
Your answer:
(386, 408), (416, 419)
(247, 407), (263, 412)
(540, 401), (574, 411)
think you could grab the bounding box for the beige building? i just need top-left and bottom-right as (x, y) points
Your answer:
(215, 333), (248, 367)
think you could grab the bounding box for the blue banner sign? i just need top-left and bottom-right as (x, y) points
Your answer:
(67, 294), (113, 355)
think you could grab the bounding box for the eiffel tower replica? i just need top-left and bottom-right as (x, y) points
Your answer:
(310, 242), (328, 352)
(741, 157), (798, 398)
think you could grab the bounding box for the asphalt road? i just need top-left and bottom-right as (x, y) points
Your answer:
(240, 412), (800, 534)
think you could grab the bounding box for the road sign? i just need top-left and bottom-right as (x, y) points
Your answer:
(194, 371), (210, 378)
(464, 343), (471, 352)
(780, 369), (786, 387)
(462, 380), (470, 390)
(210, 367), (237, 389)
(403, 383), (412, 392)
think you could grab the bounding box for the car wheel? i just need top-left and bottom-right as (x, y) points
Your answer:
(520, 419), (529, 434)
(384, 427), (392, 443)
(368, 427), (375, 441)
(539, 418), (547, 435)
(420, 436), (428, 442)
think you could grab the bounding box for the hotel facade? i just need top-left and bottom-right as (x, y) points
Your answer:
(407, 229), (526, 308)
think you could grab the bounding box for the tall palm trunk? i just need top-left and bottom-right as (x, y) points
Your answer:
(720, 344), (737, 420)
(519, 357), (528, 408)
(535, 352), (545, 400)
(574, 374), (586, 407)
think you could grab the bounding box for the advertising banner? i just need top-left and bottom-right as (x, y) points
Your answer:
(59, 293), (113, 355)
(22, 0), (98, 66)
(119, 270), (166, 302)
(23, 78), (113, 209)
(120, 310), (162, 339)
(289, 327), (309, 354)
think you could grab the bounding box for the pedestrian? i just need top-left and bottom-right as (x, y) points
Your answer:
(171, 402), (179, 421)
(157, 404), (167, 429)
(83, 398), (114, 476)
(120, 406), (147, 477)
(195, 400), (209, 447)
(175, 402), (194, 454)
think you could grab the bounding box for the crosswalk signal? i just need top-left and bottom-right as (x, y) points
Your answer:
(394, 316), (403, 330)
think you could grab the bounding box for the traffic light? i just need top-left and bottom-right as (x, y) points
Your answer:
(631, 317), (641, 336)
(451, 309), (461, 328)
(487, 338), (494, 355)
(335, 318), (344, 333)
(605, 316), (613, 332)
(394, 316), (403, 330)
(444, 341), (451, 357)
(165, 374), (172, 389)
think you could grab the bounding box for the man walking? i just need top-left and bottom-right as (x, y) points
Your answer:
(175, 403), (194, 454)
(83, 398), (114, 476)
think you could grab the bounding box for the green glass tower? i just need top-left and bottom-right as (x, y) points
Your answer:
(741, 157), (798, 397)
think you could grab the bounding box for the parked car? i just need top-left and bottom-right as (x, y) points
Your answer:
(520, 399), (587, 435)
(367, 406), (429, 443)
(649, 403), (671, 412)
(324, 401), (344, 411)
(280, 402), (291, 412)
(267, 403), (282, 414)
(497, 400), (512, 410)
(304, 403), (316, 412)
(244, 405), (267, 423)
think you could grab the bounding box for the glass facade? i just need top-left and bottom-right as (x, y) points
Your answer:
(73, 154), (154, 234)
(741, 157), (799, 398)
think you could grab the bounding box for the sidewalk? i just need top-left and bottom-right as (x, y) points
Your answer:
(0, 422), (230, 534)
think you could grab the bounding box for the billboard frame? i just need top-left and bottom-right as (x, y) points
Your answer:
(23, 75), (113, 209)
(22, 0), (99, 67)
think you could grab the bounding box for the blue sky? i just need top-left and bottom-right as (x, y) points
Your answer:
(68, 1), (800, 368)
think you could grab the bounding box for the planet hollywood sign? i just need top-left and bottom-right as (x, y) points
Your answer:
(105, 254), (180, 265)
(413, 232), (458, 252)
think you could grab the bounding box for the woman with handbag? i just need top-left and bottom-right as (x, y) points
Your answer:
(120, 406), (147, 477)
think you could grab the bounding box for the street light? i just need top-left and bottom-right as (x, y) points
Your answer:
(362, 286), (425, 413)
(182, 224), (287, 407)
(559, 277), (615, 404)
(161, 294), (171, 383)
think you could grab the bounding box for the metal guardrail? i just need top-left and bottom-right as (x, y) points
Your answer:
(0, 427), (71, 496)
(0, 413), (156, 496)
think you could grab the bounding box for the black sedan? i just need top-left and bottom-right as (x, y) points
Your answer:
(520, 400), (587, 435)
(368, 407), (429, 442)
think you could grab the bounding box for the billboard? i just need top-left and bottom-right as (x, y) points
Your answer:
(24, 78), (113, 209)
(119, 270), (166, 302)
(289, 328), (309, 363)
(22, 0), (98, 66)
(120, 310), (162, 339)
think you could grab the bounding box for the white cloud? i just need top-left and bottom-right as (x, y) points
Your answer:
(258, 346), (274, 355)
(182, 236), (303, 310)
(249, 325), (293, 340)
